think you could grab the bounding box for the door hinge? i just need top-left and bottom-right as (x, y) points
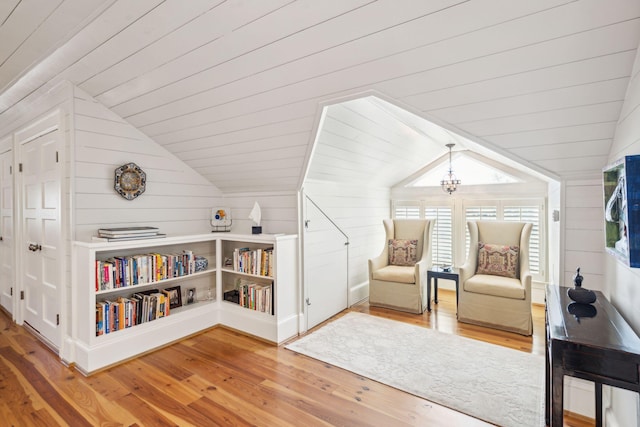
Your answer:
(20, 290), (24, 300)
(56, 151), (59, 163)
(306, 298), (311, 306)
(10, 287), (12, 296)
(56, 314), (60, 326)
(18, 163), (22, 172)
(9, 165), (11, 174)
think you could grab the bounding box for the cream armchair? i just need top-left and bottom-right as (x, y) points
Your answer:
(458, 220), (533, 335)
(368, 219), (433, 314)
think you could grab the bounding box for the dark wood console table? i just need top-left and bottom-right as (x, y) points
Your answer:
(545, 285), (640, 426)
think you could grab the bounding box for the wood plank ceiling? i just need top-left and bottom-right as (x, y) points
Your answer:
(1, 0), (639, 192)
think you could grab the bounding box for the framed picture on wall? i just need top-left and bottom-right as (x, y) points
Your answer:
(603, 155), (640, 267)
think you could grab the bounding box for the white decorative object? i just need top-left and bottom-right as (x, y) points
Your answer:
(211, 208), (232, 232)
(249, 201), (262, 234)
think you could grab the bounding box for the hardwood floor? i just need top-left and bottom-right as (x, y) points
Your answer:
(0, 290), (592, 426)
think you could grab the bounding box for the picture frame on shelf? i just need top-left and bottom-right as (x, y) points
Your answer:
(186, 288), (196, 305)
(163, 286), (182, 309)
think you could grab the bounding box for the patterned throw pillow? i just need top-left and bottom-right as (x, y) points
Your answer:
(388, 239), (418, 266)
(476, 242), (519, 278)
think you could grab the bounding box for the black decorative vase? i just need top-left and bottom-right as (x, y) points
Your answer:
(567, 267), (596, 304)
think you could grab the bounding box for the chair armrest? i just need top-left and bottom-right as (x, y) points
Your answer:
(520, 270), (532, 298)
(368, 253), (388, 278)
(458, 260), (476, 285)
(415, 258), (431, 279)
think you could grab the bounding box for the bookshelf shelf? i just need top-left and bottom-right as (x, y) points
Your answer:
(95, 268), (216, 296)
(220, 268), (274, 280)
(71, 232), (298, 375)
(92, 299), (216, 341)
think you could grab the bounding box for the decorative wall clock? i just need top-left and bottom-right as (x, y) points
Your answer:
(114, 162), (146, 200)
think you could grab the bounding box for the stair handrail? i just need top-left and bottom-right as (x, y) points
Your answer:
(304, 195), (349, 243)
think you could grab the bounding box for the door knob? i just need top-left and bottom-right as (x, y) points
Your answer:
(28, 243), (42, 252)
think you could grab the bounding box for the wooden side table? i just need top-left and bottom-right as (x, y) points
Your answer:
(426, 267), (459, 312)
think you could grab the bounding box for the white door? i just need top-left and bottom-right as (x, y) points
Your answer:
(0, 150), (14, 314)
(304, 195), (348, 330)
(21, 130), (61, 348)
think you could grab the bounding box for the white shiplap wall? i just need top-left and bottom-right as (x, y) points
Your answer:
(222, 191), (298, 236)
(603, 41), (640, 427)
(72, 87), (225, 241)
(303, 179), (390, 304)
(559, 178), (605, 419)
(562, 179), (605, 289)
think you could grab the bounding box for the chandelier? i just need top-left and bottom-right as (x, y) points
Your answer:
(441, 143), (461, 195)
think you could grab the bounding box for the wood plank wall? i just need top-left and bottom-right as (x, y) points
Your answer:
(72, 87), (224, 241)
(223, 191), (298, 236)
(303, 179), (389, 303)
(562, 178), (605, 289)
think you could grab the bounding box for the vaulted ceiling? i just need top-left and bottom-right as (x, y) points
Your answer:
(1, 0), (639, 192)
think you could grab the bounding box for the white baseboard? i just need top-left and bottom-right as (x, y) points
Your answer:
(564, 377), (594, 418)
(349, 280), (369, 306)
(604, 408), (621, 427)
(532, 281), (546, 305)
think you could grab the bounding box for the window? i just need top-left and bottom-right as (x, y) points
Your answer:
(394, 203), (420, 219)
(408, 154), (519, 187)
(393, 201), (453, 267)
(503, 205), (541, 275)
(464, 206), (497, 259)
(464, 201), (543, 277)
(425, 207), (453, 266)
(394, 199), (545, 281)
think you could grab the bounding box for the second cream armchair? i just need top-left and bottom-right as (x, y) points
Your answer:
(458, 220), (533, 335)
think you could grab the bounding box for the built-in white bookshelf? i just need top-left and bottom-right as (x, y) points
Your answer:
(71, 233), (298, 375)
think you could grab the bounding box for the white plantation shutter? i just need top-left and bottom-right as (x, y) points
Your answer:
(394, 202), (420, 219)
(464, 206), (497, 258)
(393, 199), (545, 281)
(503, 205), (541, 275)
(425, 207), (453, 266)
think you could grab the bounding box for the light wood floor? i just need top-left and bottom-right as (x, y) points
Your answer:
(0, 290), (592, 426)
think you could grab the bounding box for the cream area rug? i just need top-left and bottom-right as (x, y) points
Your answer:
(286, 312), (544, 427)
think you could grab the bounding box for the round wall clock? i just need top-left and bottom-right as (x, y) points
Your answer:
(114, 162), (146, 200)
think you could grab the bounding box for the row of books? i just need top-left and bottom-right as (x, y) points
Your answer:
(232, 247), (274, 277)
(97, 226), (166, 241)
(96, 290), (170, 336)
(96, 250), (196, 291)
(238, 282), (273, 314)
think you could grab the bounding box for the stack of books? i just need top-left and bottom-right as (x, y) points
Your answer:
(96, 227), (166, 241)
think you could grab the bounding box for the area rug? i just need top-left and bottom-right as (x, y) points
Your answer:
(286, 312), (544, 427)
